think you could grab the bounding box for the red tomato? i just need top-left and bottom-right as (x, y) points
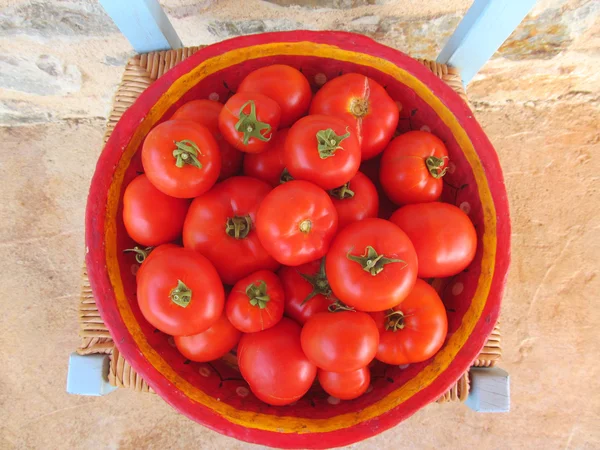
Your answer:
(219, 93), (281, 153)
(142, 120), (221, 198)
(380, 131), (449, 205)
(328, 171), (378, 230)
(310, 73), (399, 161)
(237, 64), (311, 127)
(284, 115), (360, 190)
(237, 318), (317, 406)
(326, 218), (418, 311)
(256, 180), (338, 266)
(390, 202), (477, 278)
(301, 311), (379, 372)
(171, 99), (244, 180)
(242, 128), (289, 186)
(371, 279), (447, 364)
(183, 176), (279, 285)
(226, 270), (284, 333)
(318, 367), (370, 400)
(123, 175), (189, 246)
(279, 258), (335, 325)
(137, 247), (224, 336)
(174, 312), (241, 362)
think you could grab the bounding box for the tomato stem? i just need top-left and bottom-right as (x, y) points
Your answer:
(385, 310), (405, 331)
(350, 98), (369, 118)
(327, 299), (355, 313)
(426, 155), (449, 179)
(299, 257), (332, 305)
(246, 280), (270, 309)
(173, 139), (203, 169)
(279, 168), (294, 184)
(170, 280), (192, 308)
(346, 246), (406, 276)
(234, 100), (272, 145)
(329, 182), (355, 200)
(225, 215), (252, 239)
(299, 219), (312, 234)
(315, 128), (351, 159)
(123, 246), (154, 264)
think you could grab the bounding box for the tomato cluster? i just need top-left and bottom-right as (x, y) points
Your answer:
(123, 65), (477, 405)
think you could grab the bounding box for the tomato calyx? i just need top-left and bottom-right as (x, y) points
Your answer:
(327, 299), (355, 313)
(299, 258), (332, 305)
(425, 155), (449, 179)
(170, 279), (192, 308)
(350, 98), (369, 118)
(299, 219), (312, 234)
(225, 215), (252, 239)
(235, 100), (272, 145)
(123, 246), (154, 264)
(246, 280), (270, 309)
(316, 128), (351, 159)
(384, 310), (406, 331)
(279, 168), (294, 184)
(173, 139), (203, 169)
(329, 182), (355, 200)
(347, 245), (405, 276)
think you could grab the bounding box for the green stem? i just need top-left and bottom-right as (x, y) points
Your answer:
(279, 168), (294, 184)
(426, 155), (449, 179)
(170, 280), (192, 308)
(299, 219), (312, 234)
(246, 280), (270, 309)
(350, 98), (369, 118)
(327, 300), (355, 313)
(299, 257), (332, 305)
(316, 128), (351, 159)
(234, 100), (272, 145)
(173, 140), (203, 169)
(329, 182), (355, 200)
(384, 310), (405, 331)
(225, 215), (252, 239)
(123, 246), (154, 264)
(346, 245), (405, 276)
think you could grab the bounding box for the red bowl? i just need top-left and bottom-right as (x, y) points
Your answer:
(86, 31), (510, 448)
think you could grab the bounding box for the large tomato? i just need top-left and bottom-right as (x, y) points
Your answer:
(310, 73), (399, 161)
(380, 131), (449, 205)
(136, 247), (224, 336)
(171, 99), (244, 180)
(301, 311), (379, 372)
(256, 180), (338, 266)
(329, 171), (378, 230)
(183, 176), (279, 285)
(279, 258), (335, 325)
(142, 120), (221, 198)
(242, 128), (290, 186)
(174, 312), (241, 362)
(237, 64), (311, 127)
(219, 93), (281, 153)
(390, 202), (477, 278)
(326, 218), (418, 311)
(226, 270), (284, 333)
(371, 279), (447, 364)
(123, 175), (189, 246)
(318, 367), (370, 400)
(237, 318), (317, 406)
(284, 115), (360, 190)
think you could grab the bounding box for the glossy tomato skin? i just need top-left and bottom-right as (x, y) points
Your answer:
(242, 128), (289, 186)
(237, 65), (311, 127)
(174, 312), (241, 362)
(329, 171), (379, 230)
(279, 259), (335, 325)
(371, 279), (448, 364)
(123, 175), (189, 246)
(301, 311), (379, 372)
(318, 367), (370, 400)
(237, 318), (317, 406)
(226, 270), (284, 333)
(171, 99), (244, 180)
(256, 180), (338, 266)
(390, 202), (477, 278)
(183, 176), (279, 285)
(326, 218), (418, 311)
(137, 247), (224, 336)
(285, 115), (361, 190)
(142, 120), (221, 198)
(219, 93), (281, 153)
(380, 131), (449, 205)
(310, 73), (399, 161)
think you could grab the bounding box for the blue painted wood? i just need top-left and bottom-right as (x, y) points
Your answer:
(466, 367), (510, 412)
(99, 0), (183, 53)
(437, 0), (536, 85)
(66, 353), (118, 396)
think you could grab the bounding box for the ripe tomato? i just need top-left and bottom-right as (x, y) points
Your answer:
(390, 202), (477, 278)
(226, 270), (284, 333)
(318, 366), (370, 400)
(329, 171), (378, 230)
(310, 73), (399, 161)
(237, 318), (317, 406)
(284, 115), (360, 190)
(380, 131), (449, 205)
(219, 93), (281, 153)
(136, 247), (224, 336)
(242, 128), (289, 186)
(174, 312), (241, 362)
(256, 180), (338, 266)
(371, 279), (447, 364)
(279, 258), (335, 325)
(326, 218), (418, 311)
(237, 64), (311, 127)
(122, 175), (189, 246)
(171, 99), (244, 180)
(301, 311), (379, 372)
(183, 176), (279, 285)
(142, 120), (221, 198)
